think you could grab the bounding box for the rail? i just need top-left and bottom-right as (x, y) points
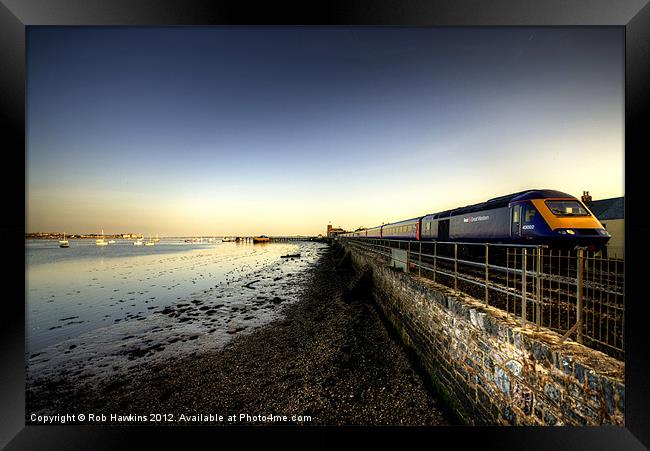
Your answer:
(339, 237), (624, 360)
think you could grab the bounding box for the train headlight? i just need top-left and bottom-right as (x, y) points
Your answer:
(597, 229), (609, 236)
(566, 229), (575, 235)
(557, 230), (567, 235)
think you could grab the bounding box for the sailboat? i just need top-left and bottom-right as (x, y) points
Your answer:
(96, 229), (108, 246)
(134, 235), (144, 246)
(144, 235), (155, 246)
(59, 232), (69, 248)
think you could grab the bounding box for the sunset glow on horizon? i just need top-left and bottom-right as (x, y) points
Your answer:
(27, 27), (624, 236)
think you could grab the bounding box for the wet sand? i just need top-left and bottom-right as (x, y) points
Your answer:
(27, 243), (323, 388)
(27, 244), (457, 425)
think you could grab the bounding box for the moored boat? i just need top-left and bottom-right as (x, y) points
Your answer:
(253, 235), (270, 243)
(59, 232), (69, 248)
(96, 229), (108, 246)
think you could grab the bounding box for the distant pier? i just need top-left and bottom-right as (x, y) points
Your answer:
(233, 236), (324, 243)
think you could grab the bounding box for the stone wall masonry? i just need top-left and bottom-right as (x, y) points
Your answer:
(344, 243), (625, 426)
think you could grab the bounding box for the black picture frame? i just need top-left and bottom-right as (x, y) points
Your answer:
(2, 0), (649, 449)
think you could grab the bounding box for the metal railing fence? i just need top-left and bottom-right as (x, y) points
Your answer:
(340, 237), (624, 360)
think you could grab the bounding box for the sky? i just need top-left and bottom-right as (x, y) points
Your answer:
(26, 27), (624, 236)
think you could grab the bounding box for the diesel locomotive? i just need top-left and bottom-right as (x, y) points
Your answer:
(342, 189), (611, 251)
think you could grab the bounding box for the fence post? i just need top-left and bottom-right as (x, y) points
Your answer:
(419, 241), (422, 278)
(407, 241), (411, 274)
(576, 248), (584, 344)
(536, 246), (541, 331)
(433, 241), (437, 283)
(521, 248), (527, 327)
(454, 243), (458, 291)
(485, 244), (489, 306)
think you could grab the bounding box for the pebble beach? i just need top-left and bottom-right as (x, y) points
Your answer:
(26, 243), (456, 426)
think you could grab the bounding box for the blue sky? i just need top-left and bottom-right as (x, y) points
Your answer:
(26, 27), (624, 236)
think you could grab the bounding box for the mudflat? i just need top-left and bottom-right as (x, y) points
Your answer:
(27, 244), (456, 426)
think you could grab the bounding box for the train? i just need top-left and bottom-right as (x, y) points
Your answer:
(341, 189), (611, 251)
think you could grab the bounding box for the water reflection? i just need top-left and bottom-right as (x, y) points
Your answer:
(26, 239), (300, 353)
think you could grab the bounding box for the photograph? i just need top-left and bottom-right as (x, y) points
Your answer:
(3, 1), (650, 449)
(22, 25), (626, 428)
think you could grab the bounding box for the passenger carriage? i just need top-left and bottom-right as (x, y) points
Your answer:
(356, 190), (610, 251)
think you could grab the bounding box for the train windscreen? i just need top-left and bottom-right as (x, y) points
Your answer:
(545, 200), (590, 216)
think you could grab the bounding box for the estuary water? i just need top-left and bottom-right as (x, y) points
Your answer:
(26, 239), (324, 361)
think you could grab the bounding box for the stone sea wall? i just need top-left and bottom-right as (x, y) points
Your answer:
(344, 243), (625, 426)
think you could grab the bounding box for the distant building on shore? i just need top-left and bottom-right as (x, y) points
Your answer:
(326, 224), (346, 238)
(583, 192), (624, 259)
